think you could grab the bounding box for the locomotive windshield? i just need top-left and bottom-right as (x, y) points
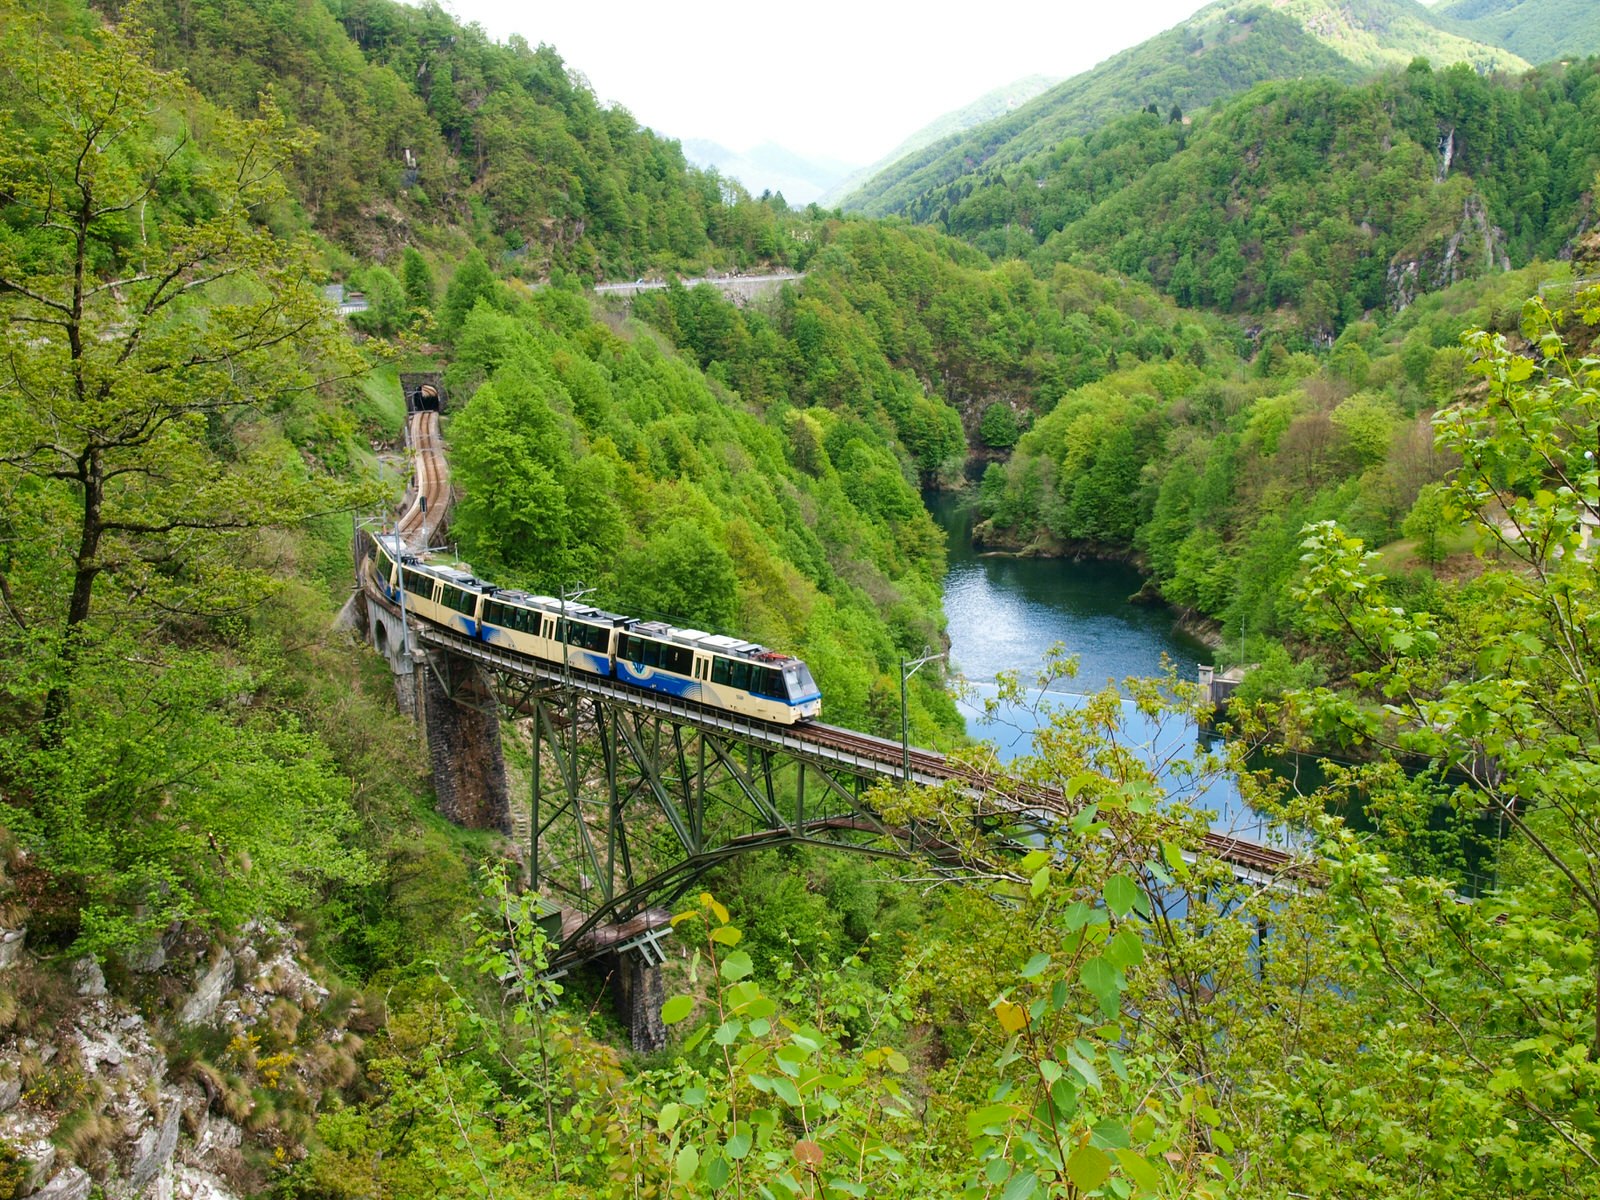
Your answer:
(784, 662), (818, 701)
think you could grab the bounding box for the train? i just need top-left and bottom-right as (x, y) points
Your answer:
(367, 533), (823, 724)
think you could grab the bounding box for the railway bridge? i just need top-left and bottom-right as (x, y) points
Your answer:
(355, 377), (1300, 1049)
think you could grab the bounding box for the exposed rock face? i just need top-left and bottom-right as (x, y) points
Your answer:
(178, 952), (235, 1028)
(72, 956), (106, 997)
(0, 1072), (20, 1113)
(0, 1108), (57, 1191)
(0, 924), (25, 969)
(1387, 194), (1511, 312)
(122, 1089), (183, 1190)
(0, 919), (343, 1200)
(33, 1165), (92, 1200)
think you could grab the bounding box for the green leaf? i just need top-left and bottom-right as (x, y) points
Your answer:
(714, 1018), (743, 1045)
(726, 1125), (752, 1160)
(1104, 874), (1140, 918)
(1020, 952), (1050, 978)
(1080, 955), (1123, 1017)
(657, 1102), (680, 1132)
(661, 995), (695, 1025)
(1091, 1119), (1130, 1149)
(1067, 1050), (1101, 1091)
(771, 1075), (801, 1106)
(966, 1102), (1015, 1138)
(1066, 1145), (1112, 1193)
(720, 949), (754, 981)
(1018, 849), (1050, 872)
(675, 1144), (699, 1183)
(1104, 928), (1145, 971)
(1114, 1148), (1162, 1192)
(1000, 1169), (1039, 1200)
(710, 925), (743, 945)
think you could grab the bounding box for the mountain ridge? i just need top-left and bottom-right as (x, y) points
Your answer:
(841, 0), (1528, 218)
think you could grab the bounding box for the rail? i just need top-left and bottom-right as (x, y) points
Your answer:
(401, 613), (1300, 883)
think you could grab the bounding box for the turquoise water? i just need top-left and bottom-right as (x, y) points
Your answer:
(927, 490), (1283, 844)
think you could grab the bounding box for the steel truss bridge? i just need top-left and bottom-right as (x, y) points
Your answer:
(403, 615), (1299, 971)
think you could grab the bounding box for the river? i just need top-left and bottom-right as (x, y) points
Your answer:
(927, 490), (1282, 844)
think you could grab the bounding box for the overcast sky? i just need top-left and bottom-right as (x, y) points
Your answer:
(440, 0), (1212, 166)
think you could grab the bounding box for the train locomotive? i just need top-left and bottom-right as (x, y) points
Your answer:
(368, 534), (822, 724)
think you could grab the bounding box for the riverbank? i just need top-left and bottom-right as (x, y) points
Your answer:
(962, 504), (1226, 655)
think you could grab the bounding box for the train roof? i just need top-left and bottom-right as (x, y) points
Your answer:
(628, 622), (800, 665)
(371, 533), (801, 662)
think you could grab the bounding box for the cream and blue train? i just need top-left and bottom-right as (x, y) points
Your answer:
(369, 535), (822, 724)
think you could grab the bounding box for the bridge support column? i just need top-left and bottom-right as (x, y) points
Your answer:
(608, 953), (666, 1053)
(364, 593), (422, 719)
(421, 651), (512, 834)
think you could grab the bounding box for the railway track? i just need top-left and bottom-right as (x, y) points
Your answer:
(378, 606), (1301, 881)
(793, 721), (1297, 874)
(394, 410), (449, 550)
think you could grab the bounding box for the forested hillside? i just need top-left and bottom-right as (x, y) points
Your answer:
(1436, 0), (1600, 62)
(841, 0), (1524, 217)
(4, 1), (1600, 1198)
(906, 60), (1600, 337)
(817, 74), (1062, 208)
(118, 0), (806, 278)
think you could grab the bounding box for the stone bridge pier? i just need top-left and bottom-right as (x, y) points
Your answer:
(361, 591), (510, 834)
(418, 650), (511, 834)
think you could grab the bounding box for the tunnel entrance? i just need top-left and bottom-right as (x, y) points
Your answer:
(400, 370), (446, 415)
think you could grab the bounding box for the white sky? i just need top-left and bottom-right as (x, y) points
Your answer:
(441, 1), (1212, 165)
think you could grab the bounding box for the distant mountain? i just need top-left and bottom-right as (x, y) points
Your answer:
(914, 57), (1600, 336)
(841, 0), (1527, 218)
(1433, 0), (1600, 62)
(816, 75), (1061, 209)
(680, 139), (859, 207)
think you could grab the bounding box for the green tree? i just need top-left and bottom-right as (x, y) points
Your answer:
(352, 265), (406, 336)
(979, 402), (1021, 449)
(0, 5), (372, 954)
(0, 7), (359, 730)
(1401, 480), (1454, 563)
(400, 244), (435, 313)
(437, 249), (499, 342)
(615, 517), (740, 631)
(1286, 309), (1600, 1187)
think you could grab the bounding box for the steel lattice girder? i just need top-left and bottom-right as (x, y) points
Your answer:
(499, 682), (939, 966)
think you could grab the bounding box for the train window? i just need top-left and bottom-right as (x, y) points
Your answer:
(711, 657), (731, 685)
(756, 667), (781, 698)
(730, 661), (750, 691)
(661, 645), (691, 675)
(403, 571), (430, 598)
